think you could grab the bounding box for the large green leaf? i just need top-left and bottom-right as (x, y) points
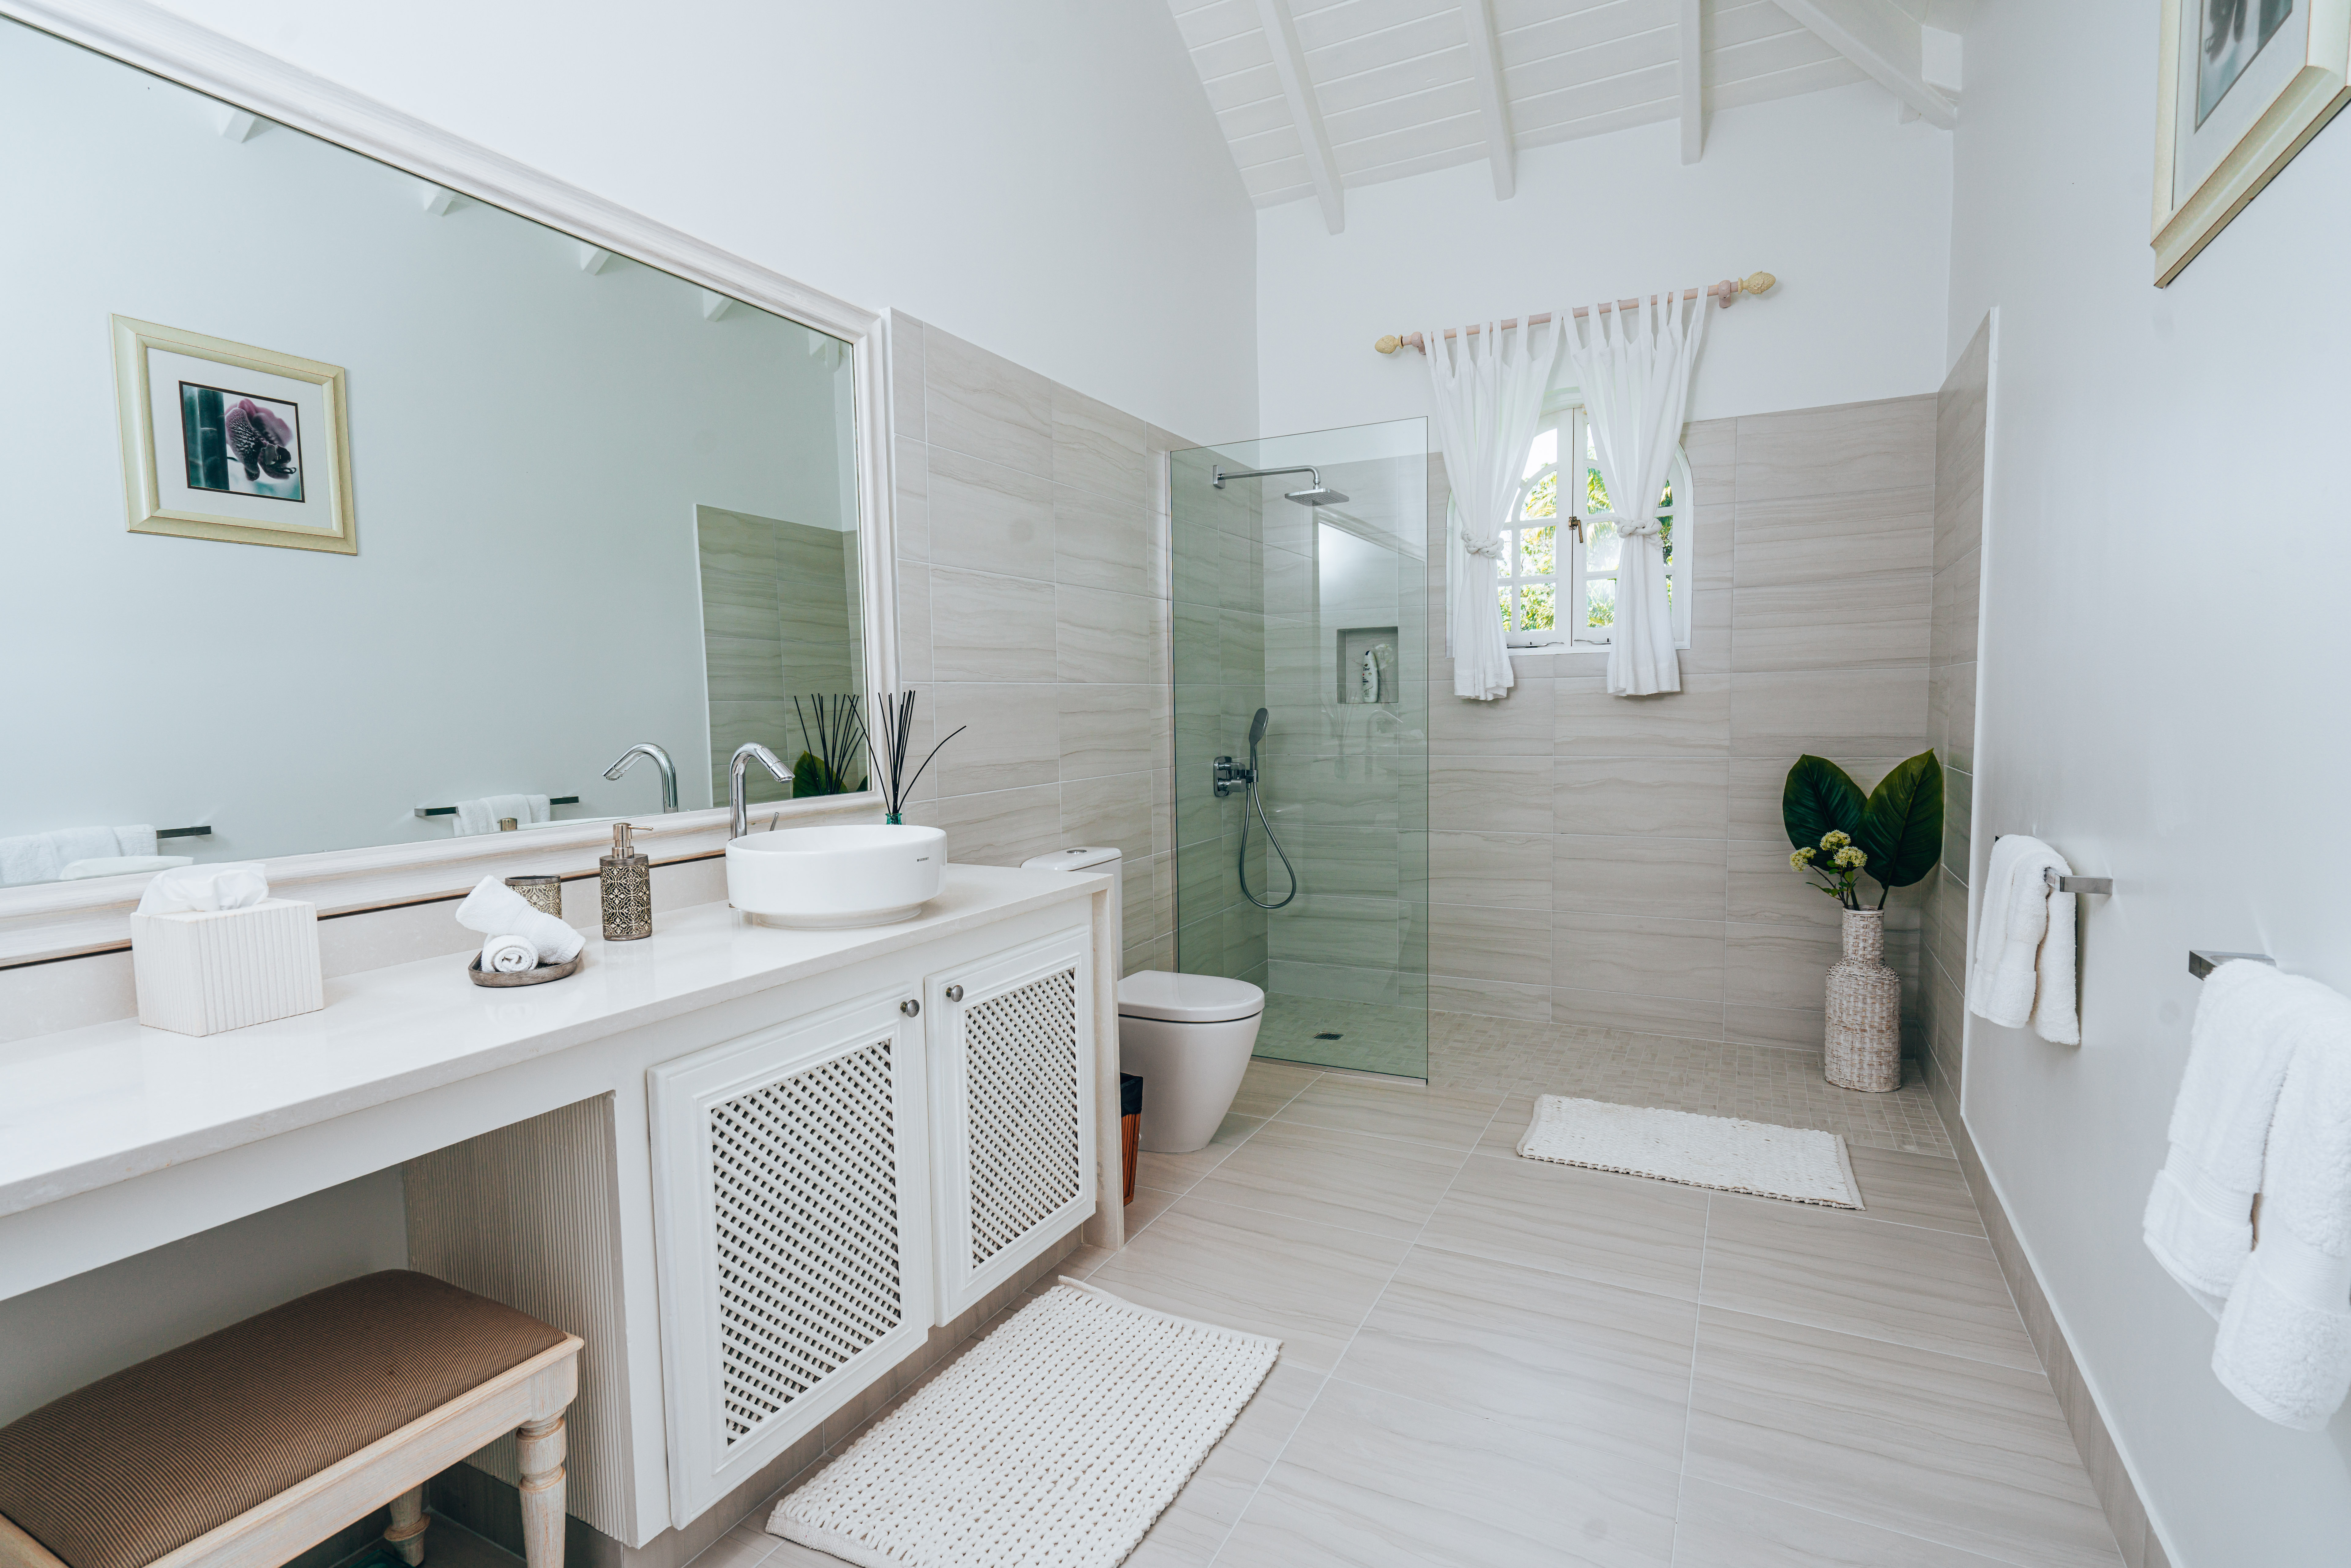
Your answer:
(1857, 750), (1945, 889)
(1783, 755), (1864, 851)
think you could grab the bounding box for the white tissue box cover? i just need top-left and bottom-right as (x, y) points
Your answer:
(131, 897), (324, 1036)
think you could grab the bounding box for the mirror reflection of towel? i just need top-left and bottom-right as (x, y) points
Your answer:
(0, 825), (159, 886)
(452, 795), (552, 836)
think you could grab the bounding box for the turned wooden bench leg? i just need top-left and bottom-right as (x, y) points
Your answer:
(516, 1415), (567, 1568)
(385, 1484), (429, 1566)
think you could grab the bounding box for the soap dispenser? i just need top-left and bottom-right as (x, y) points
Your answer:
(600, 822), (652, 941)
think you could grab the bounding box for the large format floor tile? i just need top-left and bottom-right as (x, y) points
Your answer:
(1685, 1309), (2120, 1568)
(1418, 1150), (1709, 1301)
(1190, 1120), (1469, 1239)
(1335, 1246), (1695, 1457)
(1700, 1199), (2041, 1370)
(1272, 1075), (1507, 1150)
(1215, 1378), (1680, 1568)
(1671, 1478), (2014, 1567)
(1133, 1111), (1263, 1194)
(1083, 1194), (1411, 1370)
(1124, 1360), (1326, 1568)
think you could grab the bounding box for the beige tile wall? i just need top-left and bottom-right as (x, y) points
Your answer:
(1425, 394), (1939, 1050)
(1920, 318), (1989, 1097)
(887, 311), (1178, 975)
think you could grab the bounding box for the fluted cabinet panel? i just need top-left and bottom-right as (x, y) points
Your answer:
(405, 1094), (635, 1543)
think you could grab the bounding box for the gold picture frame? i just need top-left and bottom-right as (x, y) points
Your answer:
(2154, 0), (2351, 284)
(110, 315), (356, 553)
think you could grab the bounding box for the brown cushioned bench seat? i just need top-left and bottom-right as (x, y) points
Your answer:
(0, 1271), (568, 1568)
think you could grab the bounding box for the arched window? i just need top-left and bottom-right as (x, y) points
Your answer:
(1496, 404), (1692, 650)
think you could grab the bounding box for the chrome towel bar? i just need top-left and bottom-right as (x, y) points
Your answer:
(415, 796), (580, 820)
(2189, 951), (2276, 981)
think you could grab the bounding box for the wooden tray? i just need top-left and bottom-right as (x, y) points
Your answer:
(467, 951), (584, 987)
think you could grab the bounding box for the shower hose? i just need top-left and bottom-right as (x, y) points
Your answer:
(1238, 732), (1298, 911)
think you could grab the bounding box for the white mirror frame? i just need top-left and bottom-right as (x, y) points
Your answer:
(0, 0), (901, 967)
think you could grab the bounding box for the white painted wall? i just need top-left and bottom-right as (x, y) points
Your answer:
(1949, 3), (2351, 1560)
(1254, 81), (1953, 439)
(143, 0), (1260, 444)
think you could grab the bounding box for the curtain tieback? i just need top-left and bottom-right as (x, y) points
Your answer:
(1461, 536), (1506, 559)
(1590, 510), (1662, 539)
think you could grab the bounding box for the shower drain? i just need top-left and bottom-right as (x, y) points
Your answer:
(1313, 1031), (1343, 1040)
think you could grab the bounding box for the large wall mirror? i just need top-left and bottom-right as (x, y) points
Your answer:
(0, 14), (884, 891)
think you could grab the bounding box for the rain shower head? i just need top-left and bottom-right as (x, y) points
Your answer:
(1213, 463), (1345, 506)
(1249, 707), (1270, 747)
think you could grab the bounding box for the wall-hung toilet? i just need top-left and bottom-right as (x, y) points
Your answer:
(1023, 846), (1266, 1154)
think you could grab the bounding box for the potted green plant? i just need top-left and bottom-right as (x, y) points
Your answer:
(1782, 751), (1944, 1092)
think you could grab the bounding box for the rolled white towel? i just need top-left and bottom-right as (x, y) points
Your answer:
(481, 933), (539, 973)
(453, 875), (584, 964)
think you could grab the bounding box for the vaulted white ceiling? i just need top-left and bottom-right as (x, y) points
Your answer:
(1168, 0), (1972, 231)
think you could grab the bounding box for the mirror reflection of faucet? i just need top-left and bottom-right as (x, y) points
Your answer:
(604, 742), (679, 812)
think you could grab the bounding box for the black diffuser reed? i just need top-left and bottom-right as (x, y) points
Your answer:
(870, 690), (963, 823)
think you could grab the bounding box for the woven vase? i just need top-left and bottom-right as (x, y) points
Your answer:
(1824, 907), (1902, 1093)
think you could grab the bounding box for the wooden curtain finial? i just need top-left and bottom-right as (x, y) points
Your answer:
(1373, 334), (1403, 355)
(1741, 271), (1776, 297)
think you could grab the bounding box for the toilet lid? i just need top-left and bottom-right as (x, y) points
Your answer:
(1116, 971), (1265, 1024)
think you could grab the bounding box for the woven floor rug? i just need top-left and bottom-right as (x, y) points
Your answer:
(1517, 1094), (1863, 1209)
(768, 1279), (1280, 1568)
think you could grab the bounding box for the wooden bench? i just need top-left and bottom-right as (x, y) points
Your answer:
(0, 1272), (581, 1568)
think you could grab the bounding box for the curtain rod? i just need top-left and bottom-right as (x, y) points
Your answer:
(1373, 272), (1777, 355)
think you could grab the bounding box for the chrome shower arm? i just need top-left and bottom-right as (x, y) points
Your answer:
(1212, 464), (1322, 489)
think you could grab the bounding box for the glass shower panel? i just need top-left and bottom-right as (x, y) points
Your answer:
(1170, 419), (1430, 1080)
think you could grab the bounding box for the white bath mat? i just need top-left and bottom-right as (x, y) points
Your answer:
(1516, 1095), (1863, 1209)
(768, 1279), (1280, 1568)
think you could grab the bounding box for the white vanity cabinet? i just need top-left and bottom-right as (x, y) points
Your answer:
(641, 907), (1099, 1527)
(924, 930), (1096, 1322)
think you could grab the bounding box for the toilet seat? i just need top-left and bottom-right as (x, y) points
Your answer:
(1115, 970), (1264, 1025)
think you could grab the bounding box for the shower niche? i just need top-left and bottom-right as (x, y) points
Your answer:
(1336, 626), (1401, 707)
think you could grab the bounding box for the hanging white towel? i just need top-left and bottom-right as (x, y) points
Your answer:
(1966, 834), (2078, 1044)
(2144, 960), (2307, 1316)
(2212, 1005), (2351, 1428)
(452, 794), (552, 837)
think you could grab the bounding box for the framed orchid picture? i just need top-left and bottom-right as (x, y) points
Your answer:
(110, 315), (355, 553)
(2154, 0), (2351, 283)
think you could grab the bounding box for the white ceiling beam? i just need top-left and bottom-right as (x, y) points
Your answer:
(1460, 0), (1516, 199)
(1774, 0), (1956, 129)
(1678, 0), (1703, 164)
(1255, 0), (1345, 234)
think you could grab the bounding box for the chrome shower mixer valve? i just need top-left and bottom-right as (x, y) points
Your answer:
(1211, 756), (1255, 797)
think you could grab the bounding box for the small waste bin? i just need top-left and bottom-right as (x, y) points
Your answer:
(1120, 1073), (1143, 1205)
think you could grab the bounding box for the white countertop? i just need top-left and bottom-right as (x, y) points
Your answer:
(0, 864), (1105, 1219)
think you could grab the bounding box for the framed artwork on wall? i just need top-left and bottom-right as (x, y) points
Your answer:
(110, 315), (356, 553)
(2154, 0), (2351, 283)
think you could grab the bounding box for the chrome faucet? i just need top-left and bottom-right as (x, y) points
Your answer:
(729, 742), (792, 840)
(603, 742), (679, 813)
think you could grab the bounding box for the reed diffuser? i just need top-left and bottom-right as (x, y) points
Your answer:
(869, 690), (964, 824)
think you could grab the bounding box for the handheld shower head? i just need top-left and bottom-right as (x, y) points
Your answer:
(1249, 707), (1270, 748)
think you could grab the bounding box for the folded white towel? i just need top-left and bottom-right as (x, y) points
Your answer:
(0, 825), (156, 886)
(454, 875), (583, 964)
(138, 862), (271, 915)
(1966, 834), (2078, 1044)
(2212, 1008), (2351, 1428)
(2145, 961), (2310, 1316)
(453, 794), (554, 837)
(481, 933), (539, 973)
(61, 855), (195, 881)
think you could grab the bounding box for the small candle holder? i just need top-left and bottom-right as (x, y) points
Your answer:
(505, 875), (564, 920)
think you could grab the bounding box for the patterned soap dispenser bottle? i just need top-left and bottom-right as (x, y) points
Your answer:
(600, 822), (652, 941)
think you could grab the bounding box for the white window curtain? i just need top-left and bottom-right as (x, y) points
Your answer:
(1565, 290), (1708, 697)
(1426, 316), (1565, 701)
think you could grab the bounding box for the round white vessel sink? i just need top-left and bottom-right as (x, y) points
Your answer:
(726, 823), (947, 929)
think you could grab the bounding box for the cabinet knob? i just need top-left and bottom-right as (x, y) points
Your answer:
(899, 999), (920, 1017)
(945, 984), (964, 1003)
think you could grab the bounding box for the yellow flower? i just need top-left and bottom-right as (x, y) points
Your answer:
(1790, 847), (1816, 868)
(1835, 846), (1867, 869)
(1820, 830), (1851, 851)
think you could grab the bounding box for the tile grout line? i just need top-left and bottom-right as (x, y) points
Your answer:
(1667, 1198), (1713, 1568)
(1197, 1083), (1515, 1568)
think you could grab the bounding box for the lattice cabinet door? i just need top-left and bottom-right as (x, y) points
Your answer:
(925, 929), (1096, 1323)
(646, 985), (934, 1527)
